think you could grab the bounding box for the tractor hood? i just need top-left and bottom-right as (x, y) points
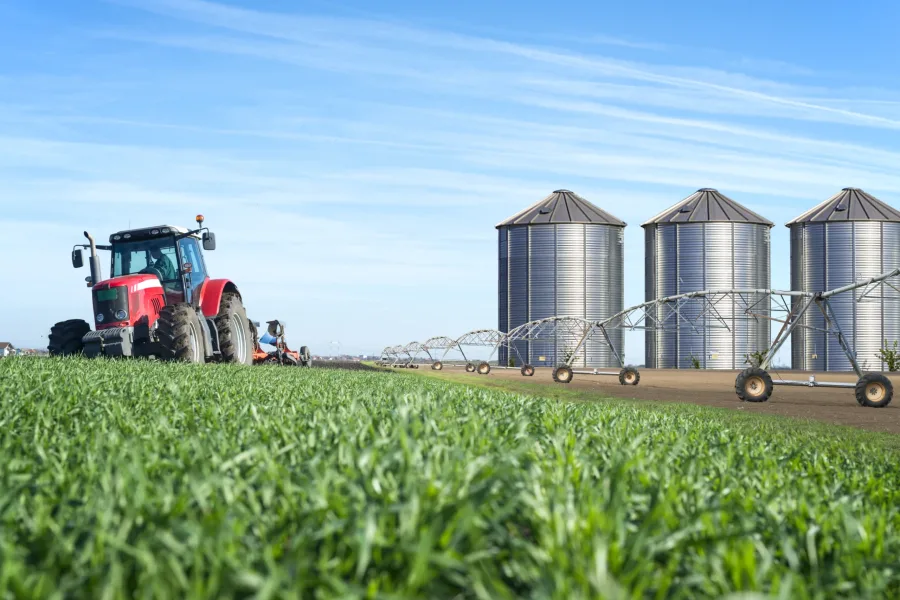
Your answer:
(93, 274), (162, 293)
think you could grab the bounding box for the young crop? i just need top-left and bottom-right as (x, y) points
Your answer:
(1, 356), (899, 598)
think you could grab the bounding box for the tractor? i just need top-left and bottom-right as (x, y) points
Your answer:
(250, 319), (312, 367)
(48, 215), (254, 364)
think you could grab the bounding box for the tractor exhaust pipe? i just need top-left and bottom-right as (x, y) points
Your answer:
(84, 231), (102, 287)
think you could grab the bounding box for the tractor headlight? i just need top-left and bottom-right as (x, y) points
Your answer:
(114, 309), (128, 321)
(96, 313), (104, 323)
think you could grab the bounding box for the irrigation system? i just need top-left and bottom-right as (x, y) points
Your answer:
(380, 266), (900, 408)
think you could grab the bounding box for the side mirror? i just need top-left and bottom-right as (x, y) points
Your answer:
(202, 231), (216, 251)
(72, 248), (84, 268)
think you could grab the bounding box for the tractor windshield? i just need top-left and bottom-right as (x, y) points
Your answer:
(111, 237), (182, 290)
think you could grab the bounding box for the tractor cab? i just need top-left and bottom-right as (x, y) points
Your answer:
(106, 223), (214, 307)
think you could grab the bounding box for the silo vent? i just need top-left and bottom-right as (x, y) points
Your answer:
(834, 204), (846, 211)
(539, 207), (551, 214)
(698, 188), (718, 192)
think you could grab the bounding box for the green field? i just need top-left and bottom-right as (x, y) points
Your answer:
(2, 357), (900, 599)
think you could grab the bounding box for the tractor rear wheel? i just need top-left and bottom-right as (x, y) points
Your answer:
(157, 304), (204, 363)
(215, 292), (253, 365)
(48, 319), (91, 356)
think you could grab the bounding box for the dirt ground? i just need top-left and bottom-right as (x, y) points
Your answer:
(426, 365), (900, 435)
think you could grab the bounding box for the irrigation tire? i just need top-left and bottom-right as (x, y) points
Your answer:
(465, 362), (476, 373)
(432, 361), (443, 370)
(157, 303), (204, 363)
(735, 367), (773, 402)
(477, 361), (491, 375)
(48, 319), (91, 356)
(521, 364), (535, 377)
(855, 373), (893, 408)
(215, 292), (253, 365)
(552, 365), (573, 384)
(618, 367), (640, 386)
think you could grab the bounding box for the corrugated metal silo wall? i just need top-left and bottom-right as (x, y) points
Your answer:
(499, 224), (623, 367)
(645, 223), (770, 368)
(790, 222), (900, 371)
(498, 227), (508, 365)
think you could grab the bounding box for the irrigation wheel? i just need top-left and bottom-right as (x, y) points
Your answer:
(618, 367), (640, 386)
(734, 367), (773, 402)
(552, 365), (573, 384)
(855, 373), (893, 408)
(465, 362), (476, 373)
(432, 361), (443, 370)
(521, 364), (535, 377)
(477, 361), (491, 375)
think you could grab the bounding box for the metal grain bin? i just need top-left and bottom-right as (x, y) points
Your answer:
(643, 188), (773, 369)
(497, 190), (625, 368)
(788, 187), (900, 372)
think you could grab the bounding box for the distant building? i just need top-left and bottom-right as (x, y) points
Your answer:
(0, 342), (15, 357)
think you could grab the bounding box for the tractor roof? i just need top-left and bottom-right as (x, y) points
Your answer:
(109, 224), (199, 244)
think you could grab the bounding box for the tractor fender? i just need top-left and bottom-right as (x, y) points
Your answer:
(198, 279), (241, 318)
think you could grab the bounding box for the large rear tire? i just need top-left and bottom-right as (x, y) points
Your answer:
(477, 361), (491, 375)
(215, 292), (253, 365)
(157, 304), (204, 363)
(48, 319), (91, 356)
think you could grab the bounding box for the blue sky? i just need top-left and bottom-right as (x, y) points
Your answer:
(2, 0), (900, 363)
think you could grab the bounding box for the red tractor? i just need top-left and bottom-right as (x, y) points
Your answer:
(48, 215), (254, 364)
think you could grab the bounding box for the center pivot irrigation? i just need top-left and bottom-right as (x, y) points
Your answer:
(382, 266), (900, 408)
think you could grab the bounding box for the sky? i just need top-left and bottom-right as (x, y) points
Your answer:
(1, 0), (899, 363)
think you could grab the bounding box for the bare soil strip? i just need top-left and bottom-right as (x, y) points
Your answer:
(411, 365), (900, 435)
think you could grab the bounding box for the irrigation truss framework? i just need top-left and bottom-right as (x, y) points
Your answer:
(380, 266), (900, 408)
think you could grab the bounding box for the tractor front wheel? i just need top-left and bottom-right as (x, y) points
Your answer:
(157, 304), (204, 363)
(215, 292), (253, 365)
(48, 319), (91, 356)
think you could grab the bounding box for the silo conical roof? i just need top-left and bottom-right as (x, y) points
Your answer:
(785, 187), (900, 226)
(496, 189), (626, 228)
(641, 188), (774, 227)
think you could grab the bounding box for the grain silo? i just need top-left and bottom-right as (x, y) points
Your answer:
(497, 189), (625, 368)
(788, 187), (900, 372)
(643, 188), (773, 369)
